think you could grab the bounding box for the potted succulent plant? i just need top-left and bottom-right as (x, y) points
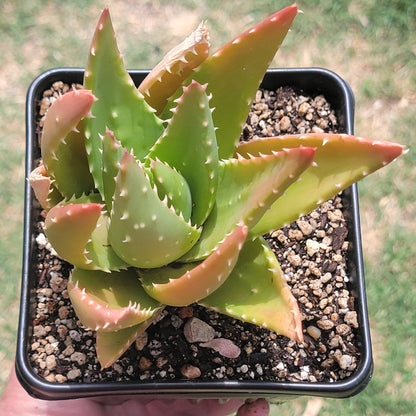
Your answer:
(16, 3), (404, 403)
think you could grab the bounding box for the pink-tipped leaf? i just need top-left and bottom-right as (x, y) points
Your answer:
(140, 224), (248, 306)
(41, 89), (96, 198)
(201, 236), (303, 343)
(68, 267), (163, 333)
(161, 4), (299, 159)
(181, 147), (315, 262)
(235, 133), (405, 235)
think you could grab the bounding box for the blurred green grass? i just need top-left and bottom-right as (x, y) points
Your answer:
(0, 1), (414, 414)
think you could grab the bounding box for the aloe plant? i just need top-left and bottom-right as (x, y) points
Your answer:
(29, 4), (404, 369)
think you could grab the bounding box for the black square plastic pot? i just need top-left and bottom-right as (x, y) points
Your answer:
(16, 68), (373, 401)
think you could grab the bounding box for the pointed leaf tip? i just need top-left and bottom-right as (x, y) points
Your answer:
(140, 224), (248, 306)
(45, 202), (103, 268)
(41, 89), (96, 162)
(68, 268), (161, 334)
(201, 237), (303, 343)
(235, 133), (405, 235)
(167, 3), (299, 160)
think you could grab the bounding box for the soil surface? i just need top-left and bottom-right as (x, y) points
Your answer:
(28, 82), (361, 386)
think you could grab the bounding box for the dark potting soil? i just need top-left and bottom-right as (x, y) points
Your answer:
(28, 81), (360, 385)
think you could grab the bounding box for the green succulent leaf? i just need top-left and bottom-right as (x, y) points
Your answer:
(41, 89), (96, 199)
(139, 224), (248, 306)
(200, 236), (303, 342)
(181, 147), (315, 262)
(84, 8), (164, 196)
(96, 309), (163, 369)
(146, 159), (192, 222)
(45, 199), (104, 270)
(109, 152), (201, 268)
(68, 267), (163, 334)
(45, 193), (128, 271)
(148, 81), (218, 226)
(235, 133), (405, 235)
(161, 4), (298, 159)
(102, 129), (124, 212)
(84, 212), (130, 272)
